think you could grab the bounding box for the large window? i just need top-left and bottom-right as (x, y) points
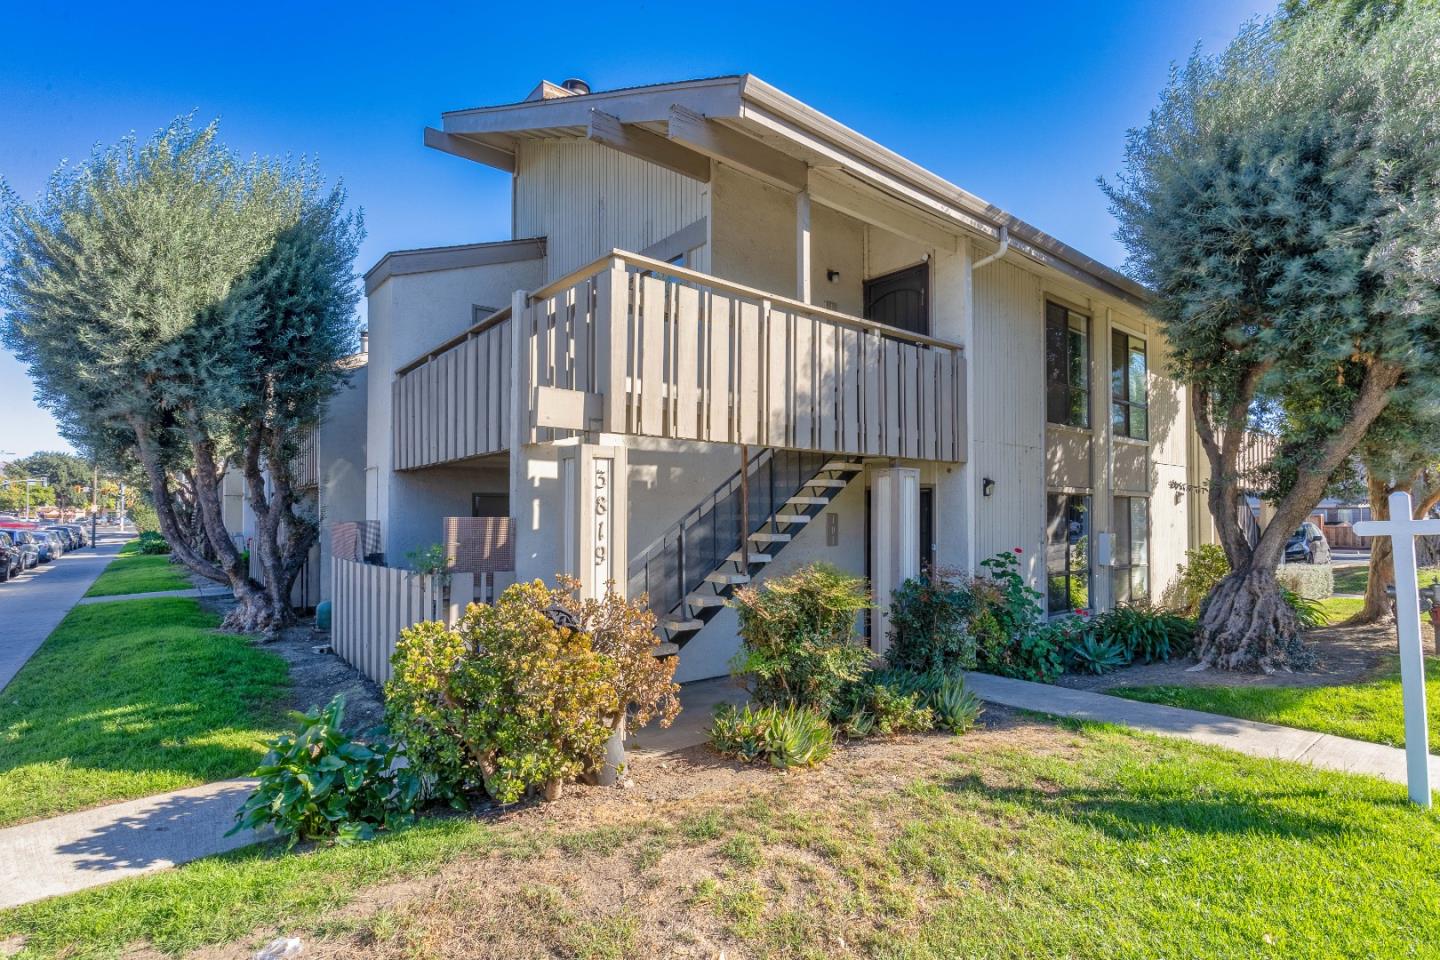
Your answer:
(1112, 496), (1150, 604)
(1111, 330), (1148, 440)
(1045, 301), (1090, 428)
(1046, 493), (1091, 614)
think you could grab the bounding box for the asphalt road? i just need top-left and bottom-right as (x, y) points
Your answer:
(0, 531), (129, 692)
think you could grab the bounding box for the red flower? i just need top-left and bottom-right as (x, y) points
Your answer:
(1012, 547), (1023, 554)
(1074, 608), (1090, 617)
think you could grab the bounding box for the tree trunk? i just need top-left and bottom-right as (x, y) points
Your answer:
(1192, 360), (1402, 670)
(127, 414), (228, 585)
(1194, 567), (1311, 672)
(1356, 471), (1399, 624)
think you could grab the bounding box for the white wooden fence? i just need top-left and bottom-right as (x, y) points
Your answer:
(331, 558), (475, 685)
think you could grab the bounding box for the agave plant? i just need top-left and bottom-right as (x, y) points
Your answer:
(930, 674), (983, 733)
(1067, 632), (1130, 675)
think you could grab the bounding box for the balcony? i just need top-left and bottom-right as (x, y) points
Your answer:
(392, 250), (966, 471)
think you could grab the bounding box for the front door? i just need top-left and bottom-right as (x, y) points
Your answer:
(864, 262), (929, 337)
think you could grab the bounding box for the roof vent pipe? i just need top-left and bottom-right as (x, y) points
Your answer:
(359, 329), (369, 355)
(973, 224), (1009, 271)
(561, 78), (591, 95)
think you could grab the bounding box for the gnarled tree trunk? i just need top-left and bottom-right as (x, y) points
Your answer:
(1195, 567), (1307, 672)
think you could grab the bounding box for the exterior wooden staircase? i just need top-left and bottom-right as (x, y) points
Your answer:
(628, 451), (866, 654)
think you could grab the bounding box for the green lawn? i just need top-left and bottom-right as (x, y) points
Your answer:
(1113, 655), (1440, 751)
(2, 721), (1437, 959)
(83, 552), (192, 597)
(1318, 595), (1364, 624)
(1332, 562), (1440, 595)
(0, 598), (288, 827)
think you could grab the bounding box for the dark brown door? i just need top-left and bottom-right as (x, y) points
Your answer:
(864, 262), (929, 337)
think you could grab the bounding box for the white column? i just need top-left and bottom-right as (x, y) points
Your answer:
(559, 441), (629, 600)
(869, 465), (920, 654)
(795, 188), (812, 303)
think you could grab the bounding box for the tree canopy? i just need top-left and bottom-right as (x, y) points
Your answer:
(1103, 2), (1440, 669)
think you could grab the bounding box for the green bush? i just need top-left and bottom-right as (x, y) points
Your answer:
(1277, 562), (1335, 600)
(136, 530), (171, 555)
(885, 572), (978, 674)
(1001, 624), (1068, 684)
(231, 696), (420, 848)
(1161, 544), (1230, 617)
(729, 563), (872, 714)
(709, 703), (834, 769)
(1084, 604), (1195, 664)
(128, 502), (160, 535)
(978, 549), (1045, 642)
(385, 581), (621, 805)
(833, 667), (983, 736)
(1282, 588), (1327, 631)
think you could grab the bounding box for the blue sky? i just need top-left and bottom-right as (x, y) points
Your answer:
(0, 0), (1272, 457)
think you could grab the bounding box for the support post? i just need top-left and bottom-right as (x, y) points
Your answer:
(559, 442), (629, 600)
(869, 465), (920, 654)
(796, 189), (812, 304)
(739, 444), (750, 568)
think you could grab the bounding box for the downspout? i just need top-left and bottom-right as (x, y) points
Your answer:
(972, 224), (1009, 271)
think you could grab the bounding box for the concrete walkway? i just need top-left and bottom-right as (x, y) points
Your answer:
(0, 534), (129, 692)
(0, 779), (269, 909)
(76, 586), (209, 606)
(964, 671), (1440, 786)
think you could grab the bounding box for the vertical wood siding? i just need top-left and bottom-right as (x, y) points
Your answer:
(514, 140), (708, 283)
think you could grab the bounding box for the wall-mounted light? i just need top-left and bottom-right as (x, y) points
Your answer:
(826, 269), (841, 282)
(982, 477), (995, 498)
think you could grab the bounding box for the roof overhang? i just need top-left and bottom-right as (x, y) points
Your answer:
(431, 75), (1150, 308)
(363, 237), (546, 295)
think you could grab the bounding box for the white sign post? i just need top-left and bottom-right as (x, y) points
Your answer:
(1355, 490), (1439, 808)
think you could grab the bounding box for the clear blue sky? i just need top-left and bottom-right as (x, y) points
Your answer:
(0, 0), (1271, 458)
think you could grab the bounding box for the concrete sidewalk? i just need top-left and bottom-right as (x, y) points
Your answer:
(76, 586), (209, 605)
(0, 534), (129, 692)
(0, 779), (269, 909)
(964, 671), (1440, 786)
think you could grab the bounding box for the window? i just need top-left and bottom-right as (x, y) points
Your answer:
(1112, 496), (1150, 604)
(1111, 330), (1148, 440)
(1045, 301), (1090, 428)
(1046, 493), (1091, 614)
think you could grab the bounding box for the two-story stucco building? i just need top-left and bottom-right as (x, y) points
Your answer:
(340, 74), (1208, 683)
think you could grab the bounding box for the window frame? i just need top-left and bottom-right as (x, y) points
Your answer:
(1045, 300), (1091, 429)
(1111, 495), (1150, 605)
(1046, 491), (1092, 615)
(1110, 328), (1149, 441)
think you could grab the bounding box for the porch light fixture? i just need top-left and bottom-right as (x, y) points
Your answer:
(826, 269), (841, 282)
(982, 477), (995, 498)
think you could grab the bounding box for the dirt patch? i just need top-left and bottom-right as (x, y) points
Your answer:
(1058, 619), (1400, 693)
(197, 596), (384, 731)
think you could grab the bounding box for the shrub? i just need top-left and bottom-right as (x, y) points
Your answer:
(136, 530), (171, 555)
(1084, 604), (1195, 664)
(1277, 562), (1334, 600)
(1161, 544), (1229, 617)
(1002, 624), (1068, 684)
(709, 703), (834, 769)
(978, 549), (1045, 640)
(885, 571), (979, 673)
(928, 671), (984, 733)
(386, 580), (624, 805)
(1282, 587), (1327, 631)
(729, 563), (872, 714)
(1066, 630), (1131, 675)
(231, 695), (420, 848)
(128, 502), (160, 535)
(833, 667), (983, 736)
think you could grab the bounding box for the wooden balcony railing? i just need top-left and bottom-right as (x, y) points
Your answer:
(524, 251), (966, 461)
(392, 308), (513, 470)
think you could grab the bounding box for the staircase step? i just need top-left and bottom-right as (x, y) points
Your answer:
(749, 532), (792, 543)
(660, 618), (702, 633)
(706, 572), (750, 585)
(823, 461), (864, 472)
(804, 478), (849, 488)
(650, 642), (681, 657)
(686, 593), (727, 609)
(773, 514), (812, 524)
(787, 496), (830, 506)
(727, 551), (772, 563)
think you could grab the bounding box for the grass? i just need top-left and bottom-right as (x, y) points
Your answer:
(1113, 655), (1440, 752)
(83, 550), (191, 597)
(0, 597), (288, 827)
(1318, 595), (1364, 624)
(1331, 562), (1440, 596)
(2, 720), (1438, 959)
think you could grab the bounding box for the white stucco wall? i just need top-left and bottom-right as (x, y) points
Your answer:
(317, 364), (369, 601)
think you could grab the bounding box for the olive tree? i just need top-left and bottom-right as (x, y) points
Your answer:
(1, 119), (362, 633)
(1103, 5), (1440, 670)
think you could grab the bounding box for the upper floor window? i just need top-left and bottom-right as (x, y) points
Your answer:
(1111, 330), (1148, 440)
(1045, 301), (1090, 428)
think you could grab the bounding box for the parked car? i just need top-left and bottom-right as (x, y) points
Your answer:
(4, 529), (43, 567)
(0, 532), (22, 581)
(44, 526), (76, 551)
(64, 524), (89, 547)
(42, 530), (66, 559)
(1285, 521), (1332, 565)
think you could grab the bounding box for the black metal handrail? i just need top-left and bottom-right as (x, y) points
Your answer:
(628, 448), (829, 617)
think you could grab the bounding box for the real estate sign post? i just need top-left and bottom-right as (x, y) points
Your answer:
(1355, 491), (1439, 808)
